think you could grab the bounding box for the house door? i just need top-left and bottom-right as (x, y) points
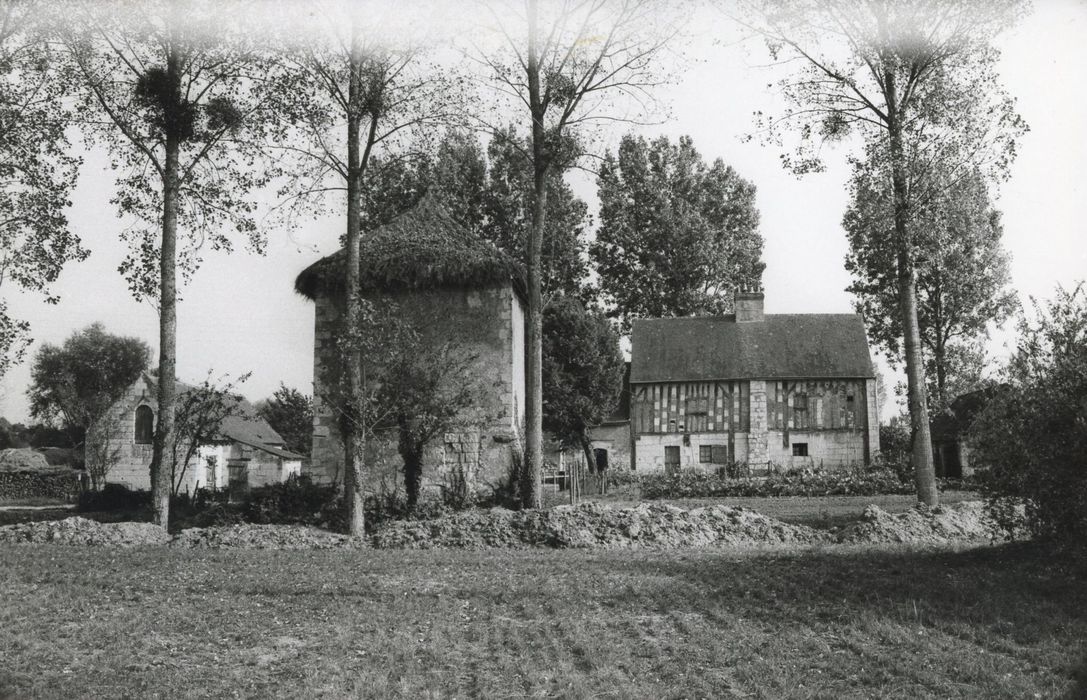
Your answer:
(593, 448), (608, 473)
(664, 446), (680, 475)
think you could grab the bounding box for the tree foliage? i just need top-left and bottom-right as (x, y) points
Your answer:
(62, 0), (279, 301)
(844, 166), (1017, 411)
(971, 283), (1087, 544)
(481, 127), (591, 304)
(591, 134), (764, 332)
(741, 0), (1027, 506)
(256, 385), (314, 459)
(542, 297), (625, 452)
(27, 323), (151, 445)
(371, 313), (487, 509)
(0, 0), (86, 376)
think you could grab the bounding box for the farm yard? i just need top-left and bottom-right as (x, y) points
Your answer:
(1, 536), (1085, 699)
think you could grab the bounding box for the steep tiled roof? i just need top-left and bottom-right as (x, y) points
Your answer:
(630, 314), (874, 383)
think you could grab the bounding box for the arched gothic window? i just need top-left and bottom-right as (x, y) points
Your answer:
(135, 405), (154, 444)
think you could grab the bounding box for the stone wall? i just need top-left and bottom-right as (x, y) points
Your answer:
(88, 376), (160, 491)
(766, 430), (866, 469)
(308, 284), (524, 497)
(589, 422), (631, 472)
(633, 432), (752, 472)
(864, 378), (881, 459)
(747, 380), (769, 465)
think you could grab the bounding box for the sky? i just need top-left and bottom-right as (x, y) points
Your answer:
(2, 0), (1086, 423)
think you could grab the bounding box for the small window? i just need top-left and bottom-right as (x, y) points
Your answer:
(134, 405), (154, 444)
(792, 443), (809, 457)
(793, 393), (808, 411)
(699, 445), (729, 464)
(228, 463), (248, 488)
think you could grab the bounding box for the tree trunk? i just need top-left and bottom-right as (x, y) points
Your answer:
(580, 435), (596, 504)
(886, 72), (938, 507)
(521, 0), (546, 510)
(148, 48), (182, 530)
(934, 335), (948, 411)
(341, 23), (366, 536)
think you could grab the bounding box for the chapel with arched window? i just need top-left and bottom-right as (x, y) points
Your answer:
(134, 404), (154, 444)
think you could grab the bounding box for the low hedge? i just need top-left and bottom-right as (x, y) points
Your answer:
(638, 468), (936, 500)
(0, 471), (81, 503)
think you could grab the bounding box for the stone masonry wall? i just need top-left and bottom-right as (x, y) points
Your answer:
(747, 380), (769, 465)
(309, 284), (523, 497)
(865, 378), (881, 459)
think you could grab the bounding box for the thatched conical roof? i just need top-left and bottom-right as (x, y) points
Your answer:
(294, 194), (525, 300)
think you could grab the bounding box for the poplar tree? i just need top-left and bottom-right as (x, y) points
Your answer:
(739, 0), (1027, 505)
(267, 1), (460, 535)
(476, 0), (679, 508)
(62, 0), (284, 527)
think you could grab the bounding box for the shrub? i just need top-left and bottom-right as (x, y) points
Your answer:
(78, 483), (151, 512)
(605, 468), (641, 488)
(242, 475), (340, 526)
(970, 284), (1087, 543)
(640, 467), (916, 500)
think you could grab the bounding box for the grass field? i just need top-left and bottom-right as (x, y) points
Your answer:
(1, 541), (1084, 698)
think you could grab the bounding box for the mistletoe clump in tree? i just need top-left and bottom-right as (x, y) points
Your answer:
(61, 0), (287, 527)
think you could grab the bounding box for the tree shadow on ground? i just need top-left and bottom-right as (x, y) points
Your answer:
(611, 541), (1087, 696)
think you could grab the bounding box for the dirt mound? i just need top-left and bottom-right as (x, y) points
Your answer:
(0, 448), (53, 473)
(836, 501), (1013, 545)
(372, 502), (829, 549)
(0, 516), (169, 546)
(171, 524), (356, 550)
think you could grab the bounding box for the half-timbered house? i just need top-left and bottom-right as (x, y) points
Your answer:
(628, 291), (879, 472)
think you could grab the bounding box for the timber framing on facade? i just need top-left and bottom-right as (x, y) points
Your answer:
(628, 291), (879, 472)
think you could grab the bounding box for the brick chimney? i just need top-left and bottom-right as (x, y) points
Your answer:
(735, 288), (765, 323)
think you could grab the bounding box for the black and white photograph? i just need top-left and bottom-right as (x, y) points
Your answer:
(1, 0), (1085, 696)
